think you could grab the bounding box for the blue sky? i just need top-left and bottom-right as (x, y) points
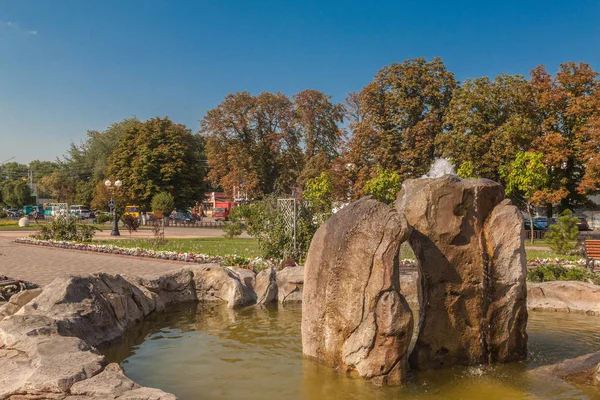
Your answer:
(1, 0), (599, 164)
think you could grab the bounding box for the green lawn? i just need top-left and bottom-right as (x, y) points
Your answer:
(95, 237), (262, 258)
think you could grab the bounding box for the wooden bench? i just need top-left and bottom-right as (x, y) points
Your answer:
(585, 240), (600, 270)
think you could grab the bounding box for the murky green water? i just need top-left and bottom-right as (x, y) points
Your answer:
(102, 304), (600, 400)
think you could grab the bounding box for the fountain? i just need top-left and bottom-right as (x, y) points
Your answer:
(302, 159), (527, 381)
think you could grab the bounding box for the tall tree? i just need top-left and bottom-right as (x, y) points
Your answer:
(1, 180), (31, 208)
(293, 90), (345, 184)
(106, 117), (206, 210)
(64, 117), (141, 205)
(530, 62), (600, 212)
(345, 57), (456, 198)
(437, 74), (539, 182)
(201, 91), (300, 198)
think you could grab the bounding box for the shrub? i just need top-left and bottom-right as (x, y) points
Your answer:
(545, 209), (579, 254)
(247, 196), (318, 262)
(121, 214), (140, 238)
(31, 215), (99, 242)
(527, 263), (600, 285)
(96, 214), (111, 224)
(0, 211), (7, 219)
(151, 192), (175, 215)
(223, 221), (243, 239)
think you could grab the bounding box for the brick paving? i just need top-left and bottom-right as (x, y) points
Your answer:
(0, 237), (187, 286)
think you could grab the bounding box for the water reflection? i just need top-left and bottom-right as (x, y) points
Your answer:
(101, 304), (600, 400)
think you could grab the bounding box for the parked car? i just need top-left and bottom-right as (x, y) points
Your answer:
(70, 205), (93, 219)
(6, 208), (22, 218)
(170, 212), (193, 223)
(577, 217), (591, 231)
(124, 205), (141, 218)
(524, 218), (548, 231)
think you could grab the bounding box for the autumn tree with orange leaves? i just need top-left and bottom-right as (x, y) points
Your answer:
(530, 62), (600, 215)
(201, 90), (344, 199)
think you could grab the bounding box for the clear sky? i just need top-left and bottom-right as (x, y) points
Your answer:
(1, 0), (599, 164)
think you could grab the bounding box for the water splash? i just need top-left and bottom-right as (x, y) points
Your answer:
(421, 158), (456, 178)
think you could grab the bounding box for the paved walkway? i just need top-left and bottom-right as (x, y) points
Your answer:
(0, 237), (188, 286)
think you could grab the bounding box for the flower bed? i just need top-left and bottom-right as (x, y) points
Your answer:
(14, 238), (277, 272)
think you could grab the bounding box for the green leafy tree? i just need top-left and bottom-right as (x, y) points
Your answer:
(545, 209), (580, 255)
(437, 75), (538, 182)
(107, 117), (206, 210)
(1, 180), (31, 208)
(456, 161), (478, 179)
(151, 192), (175, 215)
(502, 151), (548, 243)
(363, 168), (402, 205)
(345, 57), (456, 198)
(303, 172), (334, 223)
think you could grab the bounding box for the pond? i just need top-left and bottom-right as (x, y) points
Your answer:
(101, 303), (600, 400)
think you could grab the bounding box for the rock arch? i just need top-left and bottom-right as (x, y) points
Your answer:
(302, 175), (528, 383)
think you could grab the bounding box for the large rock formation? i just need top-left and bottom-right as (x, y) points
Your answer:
(396, 175), (527, 370)
(302, 197), (414, 385)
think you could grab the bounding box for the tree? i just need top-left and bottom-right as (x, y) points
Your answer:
(303, 172), (334, 224)
(65, 117), (141, 206)
(201, 92), (298, 198)
(456, 161), (478, 179)
(502, 151), (548, 243)
(545, 209), (579, 255)
(345, 57), (456, 198)
(37, 171), (76, 203)
(1, 180), (31, 208)
(201, 90), (345, 199)
(107, 117), (206, 210)
(293, 90), (345, 184)
(530, 62), (600, 214)
(363, 168), (402, 205)
(151, 192), (175, 215)
(437, 74), (538, 182)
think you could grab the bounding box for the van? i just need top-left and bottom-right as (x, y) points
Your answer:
(124, 205), (140, 218)
(70, 205), (92, 219)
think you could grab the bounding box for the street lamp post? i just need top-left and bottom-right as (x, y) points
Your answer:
(104, 179), (122, 236)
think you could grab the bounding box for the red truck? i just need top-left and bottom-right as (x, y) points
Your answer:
(213, 201), (233, 221)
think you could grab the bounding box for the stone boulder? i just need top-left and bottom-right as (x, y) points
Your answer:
(0, 288), (43, 319)
(531, 351), (600, 385)
(276, 266), (304, 303)
(188, 264), (256, 308)
(528, 281), (600, 315)
(396, 175), (527, 369)
(255, 267), (277, 305)
(302, 197), (414, 385)
(18, 274), (158, 347)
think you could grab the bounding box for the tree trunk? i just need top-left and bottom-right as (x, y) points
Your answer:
(528, 202), (535, 245)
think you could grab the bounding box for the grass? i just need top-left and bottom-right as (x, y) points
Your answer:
(94, 237), (262, 259)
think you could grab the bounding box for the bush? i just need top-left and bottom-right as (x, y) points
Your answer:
(247, 196), (318, 262)
(0, 211), (7, 219)
(545, 209), (579, 254)
(527, 263), (600, 285)
(32, 215), (99, 242)
(223, 221), (243, 239)
(121, 214), (140, 238)
(96, 214), (111, 224)
(151, 192), (175, 215)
